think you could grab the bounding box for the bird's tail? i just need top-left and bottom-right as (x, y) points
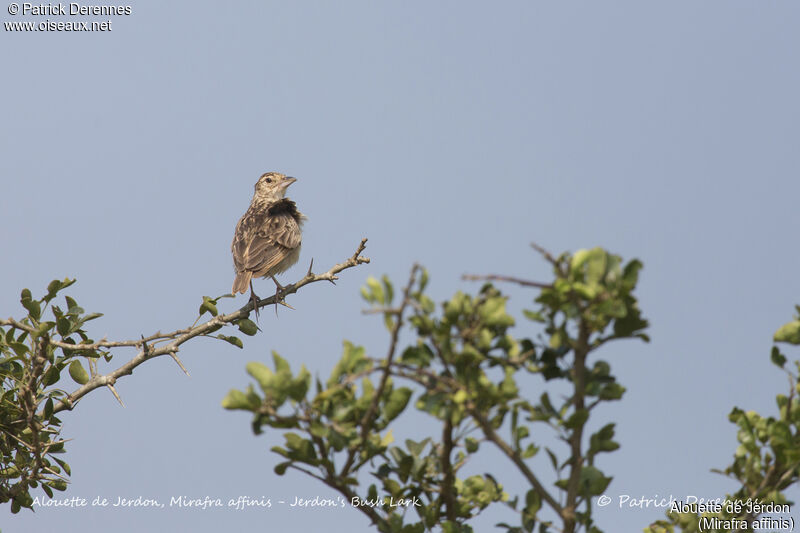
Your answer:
(232, 271), (252, 294)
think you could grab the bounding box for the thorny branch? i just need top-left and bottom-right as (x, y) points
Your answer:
(1, 239), (370, 418)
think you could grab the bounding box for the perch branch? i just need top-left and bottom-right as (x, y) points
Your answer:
(0, 239), (371, 417)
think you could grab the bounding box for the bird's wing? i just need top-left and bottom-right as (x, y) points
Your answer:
(232, 211), (302, 274)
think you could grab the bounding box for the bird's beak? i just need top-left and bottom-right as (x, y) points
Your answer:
(281, 177), (297, 189)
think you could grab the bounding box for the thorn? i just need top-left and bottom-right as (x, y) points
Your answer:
(306, 257), (314, 276)
(169, 351), (190, 376)
(270, 275), (295, 315)
(107, 384), (125, 407)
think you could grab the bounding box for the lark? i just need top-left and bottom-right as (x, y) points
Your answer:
(231, 172), (306, 317)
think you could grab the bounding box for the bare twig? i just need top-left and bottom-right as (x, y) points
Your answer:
(462, 242), (557, 289)
(361, 307), (402, 315)
(461, 273), (552, 289)
(530, 242), (558, 266)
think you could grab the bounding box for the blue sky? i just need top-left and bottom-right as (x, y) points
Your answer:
(2, 1), (799, 531)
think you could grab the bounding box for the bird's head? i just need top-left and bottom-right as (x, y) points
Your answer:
(253, 172), (297, 202)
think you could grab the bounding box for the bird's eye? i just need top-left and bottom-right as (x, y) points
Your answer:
(265, 178), (272, 183)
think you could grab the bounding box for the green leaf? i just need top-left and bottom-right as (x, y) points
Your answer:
(572, 282), (598, 299)
(46, 279), (64, 300)
(622, 259), (643, 287)
(771, 346), (787, 368)
(43, 365), (61, 386)
(598, 382), (626, 401)
(465, 437), (479, 453)
(774, 320), (800, 345)
(66, 305), (84, 316)
(382, 275), (395, 305)
(522, 309), (545, 323)
(53, 457), (71, 476)
(406, 438), (429, 457)
(400, 345), (433, 366)
(36, 321), (55, 336)
(418, 268), (429, 292)
(218, 334), (243, 348)
(236, 318), (259, 336)
(521, 443), (539, 458)
(589, 423), (620, 457)
(272, 352), (290, 374)
(481, 297), (514, 328)
(81, 312), (103, 323)
(9, 342), (28, 357)
(523, 489), (542, 524)
(284, 433), (316, 461)
(366, 276), (384, 304)
(383, 313), (395, 332)
(384, 387), (412, 422)
(578, 465), (612, 496)
(539, 392), (556, 416)
(22, 298), (41, 321)
(585, 251), (608, 284)
(549, 329), (566, 349)
(380, 429), (394, 447)
(564, 408), (589, 429)
(43, 278), (75, 302)
(68, 360), (90, 385)
(246, 361), (274, 390)
(769, 420), (792, 447)
(44, 398), (54, 419)
(56, 317), (72, 337)
(327, 341), (369, 387)
(570, 249), (592, 273)
(199, 296), (219, 317)
(287, 366), (311, 402)
(221, 389), (259, 410)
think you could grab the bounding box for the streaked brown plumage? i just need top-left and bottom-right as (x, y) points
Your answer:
(231, 172), (306, 311)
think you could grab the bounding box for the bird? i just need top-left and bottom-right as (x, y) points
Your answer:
(231, 172), (306, 318)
